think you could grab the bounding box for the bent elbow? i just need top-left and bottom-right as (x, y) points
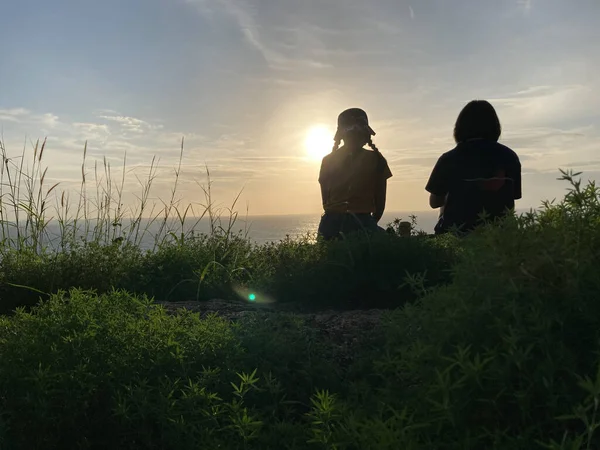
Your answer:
(429, 193), (445, 209)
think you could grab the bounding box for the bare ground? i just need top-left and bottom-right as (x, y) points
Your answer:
(157, 299), (388, 366)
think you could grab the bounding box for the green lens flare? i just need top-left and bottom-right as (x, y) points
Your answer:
(248, 293), (256, 302)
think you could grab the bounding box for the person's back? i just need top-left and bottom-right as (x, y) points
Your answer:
(429, 140), (521, 233)
(317, 108), (393, 240)
(320, 146), (388, 214)
(426, 100), (522, 234)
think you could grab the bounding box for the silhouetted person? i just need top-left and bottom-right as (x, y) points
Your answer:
(426, 100), (522, 235)
(318, 108), (393, 240)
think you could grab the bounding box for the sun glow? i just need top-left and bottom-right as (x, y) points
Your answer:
(304, 126), (333, 161)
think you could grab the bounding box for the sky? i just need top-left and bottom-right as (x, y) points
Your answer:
(1, 0), (599, 216)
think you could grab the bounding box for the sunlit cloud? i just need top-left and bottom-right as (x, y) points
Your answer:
(98, 115), (157, 134)
(0, 106), (311, 212)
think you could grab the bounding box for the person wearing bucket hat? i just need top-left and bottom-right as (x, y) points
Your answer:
(317, 108), (392, 240)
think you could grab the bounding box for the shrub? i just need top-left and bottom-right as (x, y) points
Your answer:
(3, 172), (600, 449)
(233, 312), (342, 400)
(0, 227), (459, 313)
(3, 132), (600, 448)
(130, 232), (256, 301)
(250, 231), (459, 310)
(0, 290), (247, 448)
(0, 242), (144, 312)
(0, 290), (354, 449)
(336, 171), (600, 449)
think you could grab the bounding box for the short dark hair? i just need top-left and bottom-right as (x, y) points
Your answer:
(453, 100), (502, 144)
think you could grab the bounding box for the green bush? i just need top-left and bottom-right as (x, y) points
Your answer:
(251, 232), (458, 309)
(329, 171), (600, 449)
(0, 242), (144, 312)
(233, 312), (342, 400)
(2, 177), (600, 449)
(0, 228), (458, 313)
(0, 290), (334, 449)
(3, 168), (600, 449)
(128, 233), (257, 301)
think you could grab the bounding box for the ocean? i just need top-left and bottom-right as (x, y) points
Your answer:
(3, 210), (441, 251)
(183, 207), (535, 244)
(208, 206), (540, 244)
(236, 210), (440, 244)
(7, 208), (541, 250)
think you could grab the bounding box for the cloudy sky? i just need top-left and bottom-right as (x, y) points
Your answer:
(1, 0), (599, 216)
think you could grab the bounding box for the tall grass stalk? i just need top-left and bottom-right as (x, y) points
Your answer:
(0, 136), (245, 255)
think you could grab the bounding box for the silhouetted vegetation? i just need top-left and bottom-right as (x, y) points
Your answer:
(0, 140), (457, 312)
(1, 138), (599, 448)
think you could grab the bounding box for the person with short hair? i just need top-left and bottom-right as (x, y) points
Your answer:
(426, 100), (522, 235)
(318, 108), (393, 240)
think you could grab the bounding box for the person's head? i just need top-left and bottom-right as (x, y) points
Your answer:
(333, 108), (379, 152)
(453, 100), (502, 144)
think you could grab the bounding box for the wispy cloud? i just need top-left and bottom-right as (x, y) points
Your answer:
(0, 108), (30, 123)
(492, 84), (585, 103)
(40, 113), (59, 129)
(186, 0), (309, 69)
(185, 0), (396, 70)
(409, 5), (415, 20)
(73, 122), (110, 134)
(0, 109), (58, 130)
(98, 114), (160, 134)
(215, 0), (267, 59)
(517, 0), (533, 13)
(490, 84), (595, 126)
(0, 106), (288, 188)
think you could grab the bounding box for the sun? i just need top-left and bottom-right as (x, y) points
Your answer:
(304, 126), (333, 161)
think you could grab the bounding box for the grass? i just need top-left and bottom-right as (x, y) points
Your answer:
(0, 138), (457, 312)
(0, 137), (600, 448)
(0, 137), (246, 252)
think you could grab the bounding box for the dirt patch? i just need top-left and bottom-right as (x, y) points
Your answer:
(157, 299), (388, 366)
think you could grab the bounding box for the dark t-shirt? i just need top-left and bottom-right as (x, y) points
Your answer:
(425, 140), (521, 233)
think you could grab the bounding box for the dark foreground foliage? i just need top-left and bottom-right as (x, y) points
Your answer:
(0, 223), (458, 313)
(0, 171), (600, 448)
